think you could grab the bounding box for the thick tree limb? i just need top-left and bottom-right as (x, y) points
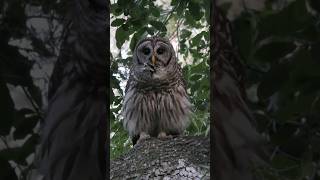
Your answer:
(110, 136), (210, 180)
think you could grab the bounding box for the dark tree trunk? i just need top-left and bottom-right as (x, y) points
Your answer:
(110, 136), (210, 180)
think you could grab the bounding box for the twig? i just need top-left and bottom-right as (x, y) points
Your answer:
(22, 87), (44, 122)
(169, 19), (184, 40)
(155, 1), (181, 36)
(176, 19), (180, 60)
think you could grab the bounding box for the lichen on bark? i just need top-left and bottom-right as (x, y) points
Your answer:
(110, 136), (210, 180)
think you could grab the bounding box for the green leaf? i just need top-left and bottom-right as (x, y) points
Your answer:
(117, 0), (128, 8)
(188, 1), (202, 21)
(185, 10), (196, 26)
(130, 28), (147, 51)
(171, 0), (179, 6)
(190, 74), (203, 82)
(233, 12), (255, 60)
(115, 26), (129, 49)
(257, 63), (289, 100)
(258, 0), (313, 39)
(191, 33), (203, 46)
(180, 29), (192, 39)
(130, 19), (143, 28)
(111, 18), (126, 27)
(111, 4), (122, 16)
(149, 21), (167, 32)
(151, 7), (160, 17)
(146, 27), (155, 35)
(255, 41), (296, 62)
(130, 34), (139, 52)
(176, 1), (186, 16)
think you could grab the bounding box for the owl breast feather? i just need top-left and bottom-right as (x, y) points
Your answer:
(122, 82), (192, 138)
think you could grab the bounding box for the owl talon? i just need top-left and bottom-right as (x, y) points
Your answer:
(157, 132), (172, 139)
(136, 132), (150, 144)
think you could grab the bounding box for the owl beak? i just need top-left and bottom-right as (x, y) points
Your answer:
(152, 53), (156, 65)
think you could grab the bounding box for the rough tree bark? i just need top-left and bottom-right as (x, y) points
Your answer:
(110, 136), (210, 180)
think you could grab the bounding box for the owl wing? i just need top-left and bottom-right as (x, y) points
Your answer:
(124, 66), (134, 94)
(177, 63), (188, 90)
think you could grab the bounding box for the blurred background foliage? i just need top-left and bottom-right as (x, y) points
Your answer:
(221, 0), (320, 179)
(110, 0), (211, 159)
(0, 0), (65, 179)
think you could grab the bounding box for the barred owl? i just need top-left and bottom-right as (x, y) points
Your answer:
(122, 36), (192, 145)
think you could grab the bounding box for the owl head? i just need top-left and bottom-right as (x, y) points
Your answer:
(132, 36), (178, 82)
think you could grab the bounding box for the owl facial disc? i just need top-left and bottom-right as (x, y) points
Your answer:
(143, 62), (155, 72)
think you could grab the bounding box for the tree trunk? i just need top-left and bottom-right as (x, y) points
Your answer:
(110, 136), (210, 180)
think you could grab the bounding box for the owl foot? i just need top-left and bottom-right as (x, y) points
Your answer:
(157, 132), (173, 139)
(136, 132), (151, 145)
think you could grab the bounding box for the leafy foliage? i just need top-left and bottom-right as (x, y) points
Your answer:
(0, 0), (64, 179)
(223, 0), (320, 179)
(110, 0), (210, 159)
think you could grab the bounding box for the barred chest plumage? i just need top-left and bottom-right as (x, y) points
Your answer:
(122, 80), (192, 138)
(122, 36), (192, 144)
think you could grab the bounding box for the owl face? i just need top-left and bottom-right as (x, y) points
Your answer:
(133, 37), (176, 82)
(136, 40), (172, 67)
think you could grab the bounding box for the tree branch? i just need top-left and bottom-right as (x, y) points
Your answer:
(110, 136), (210, 180)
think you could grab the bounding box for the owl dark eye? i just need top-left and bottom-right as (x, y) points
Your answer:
(157, 48), (165, 55)
(142, 48), (150, 55)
